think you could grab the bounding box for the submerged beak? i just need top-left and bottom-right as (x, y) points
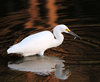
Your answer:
(68, 31), (81, 39)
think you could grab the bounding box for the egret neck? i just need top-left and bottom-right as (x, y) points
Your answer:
(53, 29), (64, 47)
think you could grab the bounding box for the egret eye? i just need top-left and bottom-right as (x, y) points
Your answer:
(66, 29), (70, 32)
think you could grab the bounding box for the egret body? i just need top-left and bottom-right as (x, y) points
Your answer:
(7, 24), (80, 56)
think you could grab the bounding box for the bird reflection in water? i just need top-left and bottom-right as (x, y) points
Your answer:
(8, 56), (71, 80)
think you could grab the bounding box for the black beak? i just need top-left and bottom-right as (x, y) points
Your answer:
(68, 31), (81, 40)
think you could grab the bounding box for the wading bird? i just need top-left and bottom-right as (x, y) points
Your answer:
(7, 24), (80, 57)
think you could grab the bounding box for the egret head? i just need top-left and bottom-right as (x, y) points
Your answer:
(55, 24), (80, 39)
(54, 24), (69, 33)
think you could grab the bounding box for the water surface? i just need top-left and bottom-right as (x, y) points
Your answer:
(8, 56), (71, 80)
(0, 0), (100, 82)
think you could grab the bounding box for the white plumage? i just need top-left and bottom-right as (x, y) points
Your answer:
(7, 24), (80, 56)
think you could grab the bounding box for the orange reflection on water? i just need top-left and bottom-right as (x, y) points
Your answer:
(24, 0), (58, 29)
(46, 0), (58, 27)
(24, 0), (40, 28)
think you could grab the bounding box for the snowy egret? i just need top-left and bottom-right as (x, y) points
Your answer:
(7, 24), (80, 56)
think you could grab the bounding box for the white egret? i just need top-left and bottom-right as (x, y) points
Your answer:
(7, 24), (80, 56)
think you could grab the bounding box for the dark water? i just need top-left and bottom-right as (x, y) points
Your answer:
(0, 0), (100, 82)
